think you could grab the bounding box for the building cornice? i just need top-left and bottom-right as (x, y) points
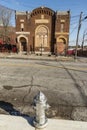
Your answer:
(16, 11), (26, 15)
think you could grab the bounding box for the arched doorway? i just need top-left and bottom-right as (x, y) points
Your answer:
(20, 37), (27, 52)
(57, 37), (66, 55)
(17, 35), (28, 53)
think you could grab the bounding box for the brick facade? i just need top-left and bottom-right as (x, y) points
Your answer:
(15, 7), (70, 55)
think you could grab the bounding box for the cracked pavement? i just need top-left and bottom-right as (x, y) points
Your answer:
(0, 58), (87, 121)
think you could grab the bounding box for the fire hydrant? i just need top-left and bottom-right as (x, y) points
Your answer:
(33, 91), (49, 129)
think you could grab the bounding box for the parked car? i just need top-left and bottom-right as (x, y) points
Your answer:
(67, 48), (75, 56)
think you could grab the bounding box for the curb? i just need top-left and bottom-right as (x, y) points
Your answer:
(0, 54), (75, 62)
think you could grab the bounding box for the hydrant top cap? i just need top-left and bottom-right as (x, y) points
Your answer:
(34, 91), (47, 102)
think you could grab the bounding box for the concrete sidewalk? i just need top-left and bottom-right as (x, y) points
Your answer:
(0, 53), (74, 61)
(0, 114), (87, 130)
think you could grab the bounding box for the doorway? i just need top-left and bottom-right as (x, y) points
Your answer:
(20, 37), (27, 52)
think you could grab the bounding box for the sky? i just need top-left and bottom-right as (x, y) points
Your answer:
(0, 0), (87, 46)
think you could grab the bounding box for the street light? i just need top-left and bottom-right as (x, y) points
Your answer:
(75, 12), (87, 59)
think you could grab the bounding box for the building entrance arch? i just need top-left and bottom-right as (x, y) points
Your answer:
(17, 35), (28, 53)
(57, 37), (67, 55)
(20, 37), (27, 51)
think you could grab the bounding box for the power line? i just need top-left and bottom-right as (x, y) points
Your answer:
(70, 21), (79, 26)
(0, 4), (15, 12)
(70, 24), (78, 35)
(71, 15), (80, 18)
(0, 0), (40, 11)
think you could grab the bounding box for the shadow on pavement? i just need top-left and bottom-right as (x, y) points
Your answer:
(60, 63), (87, 106)
(0, 101), (34, 127)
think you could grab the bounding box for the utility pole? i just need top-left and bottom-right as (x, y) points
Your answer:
(81, 29), (87, 51)
(75, 12), (83, 59)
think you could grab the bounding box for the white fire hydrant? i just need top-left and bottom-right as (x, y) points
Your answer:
(33, 91), (49, 129)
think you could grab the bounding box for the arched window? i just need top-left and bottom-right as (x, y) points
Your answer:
(35, 26), (48, 47)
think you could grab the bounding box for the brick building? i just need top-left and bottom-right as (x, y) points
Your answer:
(15, 7), (70, 55)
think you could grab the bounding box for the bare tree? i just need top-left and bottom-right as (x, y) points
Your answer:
(0, 6), (13, 43)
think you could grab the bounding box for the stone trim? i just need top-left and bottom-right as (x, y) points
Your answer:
(20, 19), (24, 22)
(60, 20), (65, 22)
(16, 32), (30, 34)
(35, 19), (49, 24)
(55, 32), (69, 35)
(57, 11), (69, 15)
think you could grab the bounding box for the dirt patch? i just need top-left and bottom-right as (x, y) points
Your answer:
(3, 85), (13, 90)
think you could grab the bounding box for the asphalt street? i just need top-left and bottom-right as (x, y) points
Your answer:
(0, 58), (87, 121)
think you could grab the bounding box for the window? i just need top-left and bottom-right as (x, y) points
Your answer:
(61, 23), (64, 32)
(35, 26), (48, 47)
(21, 28), (24, 31)
(21, 23), (24, 31)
